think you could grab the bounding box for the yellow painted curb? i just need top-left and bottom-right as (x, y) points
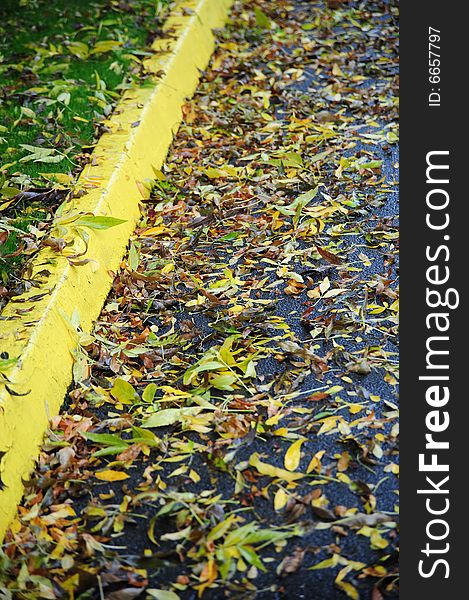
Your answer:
(0, 0), (233, 539)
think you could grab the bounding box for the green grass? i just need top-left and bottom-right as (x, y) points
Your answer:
(0, 0), (170, 284)
(0, 220), (30, 281)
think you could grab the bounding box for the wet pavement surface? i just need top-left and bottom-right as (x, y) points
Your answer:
(2, 1), (399, 599)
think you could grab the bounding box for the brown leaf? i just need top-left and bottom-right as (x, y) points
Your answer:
(307, 391), (329, 401)
(312, 506), (336, 521)
(338, 512), (396, 528)
(315, 244), (342, 265)
(42, 237), (67, 252)
(371, 587), (384, 600)
(57, 446), (76, 468)
(347, 358), (372, 375)
(116, 443), (144, 463)
(277, 547), (306, 577)
(135, 179), (149, 199)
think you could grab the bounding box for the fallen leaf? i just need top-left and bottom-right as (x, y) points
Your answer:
(315, 244), (343, 265)
(95, 470), (130, 482)
(284, 439), (305, 472)
(249, 453), (305, 483)
(276, 547), (305, 576)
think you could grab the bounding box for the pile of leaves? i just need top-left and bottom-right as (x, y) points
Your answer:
(1, 0), (399, 598)
(0, 0), (170, 296)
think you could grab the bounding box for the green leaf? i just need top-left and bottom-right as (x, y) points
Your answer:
(296, 187), (319, 204)
(0, 357), (18, 373)
(183, 360), (225, 386)
(74, 215), (127, 230)
(92, 445), (129, 457)
(309, 150), (333, 164)
(82, 431), (129, 457)
(218, 335), (237, 365)
(218, 554), (233, 580)
(274, 186), (319, 223)
(142, 383), (157, 403)
(238, 546), (266, 571)
(130, 425), (160, 446)
(209, 374), (237, 390)
(207, 515), (236, 542)
(128, 242), (140, 271)
(141, 407), (201, 428)
(82, 432), (126, 446)
(280, 151), (303, 168)
(110, 378), (139, 404)
(19, 144), (64, 164)
(254, 7), (271, 28)
(67, 41), (89, 59)
(19, 144), (51, 154)
(1, 186), (21, 199)
(353, 159), (382, 170)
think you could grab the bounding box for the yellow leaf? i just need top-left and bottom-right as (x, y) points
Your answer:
(200, 558), (218, 584)
(110, 378), (138, 404)
(61, 573), (80, 592)
(189, 469), (200, 483)
(317, 416), (340, 435)
(272, 427), (289, 437)
(96, 470), (129, 482)
(284, 439), (305, 472)
(335, 567), (359, 600)
(249, 453), (304, 483)
(161, 263), (175, 274)
(39, 172), (73, 185)
(310, 554), (341, 570)
(42, 505), (76, 525)
(319, 277), (330, 295)
(141, 225), (170, 237)
(336, 580), (359, 600)
(307, 450), (325, 474)
(332, 64), (344, 77)
(8, 519), (21, 535)
(370, 529), (389, 549)
(325, 385), (343, 395)
(265, 413), (284, 426)
(274, 488), (288, 511)
(136, 179), (149, 199)
(89, 40), (123, 55)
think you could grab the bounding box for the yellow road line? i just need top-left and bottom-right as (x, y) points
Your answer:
(0, 0), (233, 539)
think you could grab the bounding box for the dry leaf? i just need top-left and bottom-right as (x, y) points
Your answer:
(315, 244), (343, 265)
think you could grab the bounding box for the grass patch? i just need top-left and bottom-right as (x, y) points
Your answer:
(0, 220), (29, 280)
(0, 0), (170, 287)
